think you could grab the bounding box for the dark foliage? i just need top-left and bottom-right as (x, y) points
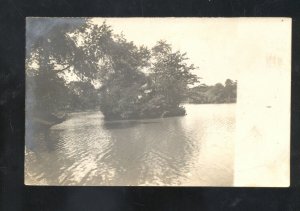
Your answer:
(188, 79), (237, 104)
(26, 19), (236, 122)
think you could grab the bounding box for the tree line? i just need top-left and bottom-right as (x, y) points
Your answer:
(26, 19), (235, 122)
(187, 79), (237, 104)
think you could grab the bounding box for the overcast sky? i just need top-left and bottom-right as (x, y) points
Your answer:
(91, 18), (290, 86)
(92, 18), (244, 85)
(28, 18), (290, 86)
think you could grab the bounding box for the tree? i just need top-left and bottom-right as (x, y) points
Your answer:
(150, 41), (199, 108)
(26, 19), (103, 117)
(67, 81), (100, 110)
(26, 20), (202, 121)
(187, 79), (237, 104)
(223, 79), (237, 102)
(81, 22), (152, 119)
(26, 19), (90, 115)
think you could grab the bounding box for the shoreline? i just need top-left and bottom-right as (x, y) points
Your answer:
(28, 103), (237, 125)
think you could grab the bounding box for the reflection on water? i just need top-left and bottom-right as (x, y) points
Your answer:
(25, 104), (235, 186)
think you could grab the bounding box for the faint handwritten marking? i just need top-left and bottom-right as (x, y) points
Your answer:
(266, 54), (282, 67)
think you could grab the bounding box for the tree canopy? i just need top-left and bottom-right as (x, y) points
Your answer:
(188, 79), (237, 104)
(26, 19), (235, 121)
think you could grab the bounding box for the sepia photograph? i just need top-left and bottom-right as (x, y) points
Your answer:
(25, 18), (290, 186)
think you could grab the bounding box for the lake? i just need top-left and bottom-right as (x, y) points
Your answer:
(25, 104), (236, 186)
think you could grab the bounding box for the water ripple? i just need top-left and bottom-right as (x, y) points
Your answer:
(25, 104), (235, 186)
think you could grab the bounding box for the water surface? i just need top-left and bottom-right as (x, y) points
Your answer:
(25, 104), (235, 186)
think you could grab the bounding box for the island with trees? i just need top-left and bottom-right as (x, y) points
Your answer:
(26, 18), (237, 126)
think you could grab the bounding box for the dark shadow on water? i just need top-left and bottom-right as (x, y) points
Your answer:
(103, 120), (159, 130)
(25, 128), (58, 152)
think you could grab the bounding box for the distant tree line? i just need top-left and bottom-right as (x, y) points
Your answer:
(26, 19), (235, 122)
(187, 79), (237, 104)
